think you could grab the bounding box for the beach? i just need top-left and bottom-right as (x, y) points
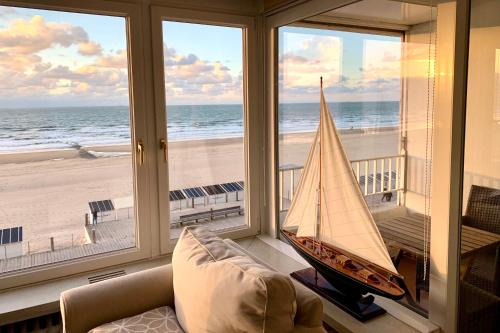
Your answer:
(0, 128), (399, 255)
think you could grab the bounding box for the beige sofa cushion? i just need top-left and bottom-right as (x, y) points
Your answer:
(89, 306), (184, 333)
(172, 226), (297, 333)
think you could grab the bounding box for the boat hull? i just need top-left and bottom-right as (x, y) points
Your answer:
(281, 230), (404, 300)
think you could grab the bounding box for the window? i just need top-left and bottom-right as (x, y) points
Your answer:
(161, 21), (246, 239)
(276, 1), (443, 315)
(0, 5), (143, 275)
(150, 7), (259, 249)
(278, 26), (402, 215)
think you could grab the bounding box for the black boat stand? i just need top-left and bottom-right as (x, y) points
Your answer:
(291, 267), (387, 322)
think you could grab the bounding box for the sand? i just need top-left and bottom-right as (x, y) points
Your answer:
(0, 128), (399, 254)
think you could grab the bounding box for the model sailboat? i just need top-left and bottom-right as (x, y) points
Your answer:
(281, 79), (404, 303)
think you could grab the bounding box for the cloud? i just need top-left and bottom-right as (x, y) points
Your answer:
(95, 50), (127, 68)
(0, 15), (88, 54)
(280, 54), (308, 64)
(0, 17), (129, 104)
(0, 12), (132, 105)
(163, 44), (242, 104)
(78, 41), (103, 56)
(279, 35), (404, 102)
(0, 11), (242, 106)
(280, 35), (342, 90)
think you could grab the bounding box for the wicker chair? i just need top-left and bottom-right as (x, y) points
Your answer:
(459, 281), (500, 333)
(463, 185), (500, 234)
(462, 185), (500, 295)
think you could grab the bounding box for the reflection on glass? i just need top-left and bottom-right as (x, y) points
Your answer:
(460, 3), (500, 332)
(0, 6), (135, 273)
(162, 21), (246, 239)
(278, 7), (440, 313)
(495, 49), (500, 122)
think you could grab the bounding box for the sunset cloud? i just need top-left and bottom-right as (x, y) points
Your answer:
(280, 35), (342, 91)
(0, 13), (131, 106)
(78, 41), (103, 56)
(0, 16), (88, 54)
(96, 50), (128, 68)
(1, 10), (406, 107)
(0, 10), (244, 106)
(163, 45), (242, 104)
(279, 33), (402, 102)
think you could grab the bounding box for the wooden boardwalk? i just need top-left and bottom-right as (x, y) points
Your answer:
(0, 219), (135, 274)
(0, 201), (248, 273)
(169, 200), (246, 239)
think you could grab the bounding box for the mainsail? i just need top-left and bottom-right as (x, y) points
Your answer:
(282, 89), (398, 275)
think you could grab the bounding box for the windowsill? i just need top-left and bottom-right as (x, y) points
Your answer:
(0, 256), (171, 325)
(253, 235), (441, 333)
(1, 236), (440, 333)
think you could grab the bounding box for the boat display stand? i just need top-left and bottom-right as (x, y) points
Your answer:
(291, 267), (387, 322)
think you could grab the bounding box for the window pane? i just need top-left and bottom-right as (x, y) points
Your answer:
(277, 0), (442, 314)
(0, 6), (135, 273)
(460, 1), (500, 331)
(162, 21), (245, 239)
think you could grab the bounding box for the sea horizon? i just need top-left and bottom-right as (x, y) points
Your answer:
(0, 101), (400, 152)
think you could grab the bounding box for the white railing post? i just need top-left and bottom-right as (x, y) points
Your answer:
(372, 159), (377, 195)
(396, 156), (400, 191)
(381, 158), (385, 192)
(290, 169), (295, 201)
(388, 158), (393, 191)
(364, 161), (369, 195)
(279, 170), (284, 211)
(355, 162), (360, 183)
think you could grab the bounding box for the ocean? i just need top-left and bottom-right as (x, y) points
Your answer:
(0, 102), (399, 152)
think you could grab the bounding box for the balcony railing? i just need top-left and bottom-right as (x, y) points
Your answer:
(278, 154), (405, 211)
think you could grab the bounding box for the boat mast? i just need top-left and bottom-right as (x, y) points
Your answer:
(316, 76), (323, 254)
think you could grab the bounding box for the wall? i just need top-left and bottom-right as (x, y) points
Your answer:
(403, 20), (435, 214)
(428, 2), (456, 329)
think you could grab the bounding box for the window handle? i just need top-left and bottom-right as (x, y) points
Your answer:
(159, 138), (167, 162)
(136, 140), (145, 166)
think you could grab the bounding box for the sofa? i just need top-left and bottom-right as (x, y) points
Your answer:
(60, 227), (325, 333)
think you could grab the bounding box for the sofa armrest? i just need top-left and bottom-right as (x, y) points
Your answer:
(60, 265), (174, 333)
(293, 280), (324, 328)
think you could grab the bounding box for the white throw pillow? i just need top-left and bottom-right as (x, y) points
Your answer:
(172, 226), (297, 333)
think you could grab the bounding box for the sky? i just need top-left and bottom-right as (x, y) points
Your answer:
(0, 6), (402, 108)
(279, 26), (402, 103)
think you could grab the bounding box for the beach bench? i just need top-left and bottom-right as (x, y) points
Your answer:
(177, 205), (244, 226)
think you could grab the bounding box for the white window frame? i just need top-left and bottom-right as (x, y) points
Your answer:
(0, 0), (155, 290)
(263, 0), (469, 331)
(150, 6), (262, 254)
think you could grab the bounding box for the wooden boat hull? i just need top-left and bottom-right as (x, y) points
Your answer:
(281, 230), (404, 300)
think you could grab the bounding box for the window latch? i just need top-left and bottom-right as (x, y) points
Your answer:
(136, 140), (145, 166)
(159, 138), (167, 162)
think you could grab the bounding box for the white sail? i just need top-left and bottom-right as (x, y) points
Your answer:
(281, 130), (320, 237)
(282, 89), (398, 275)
